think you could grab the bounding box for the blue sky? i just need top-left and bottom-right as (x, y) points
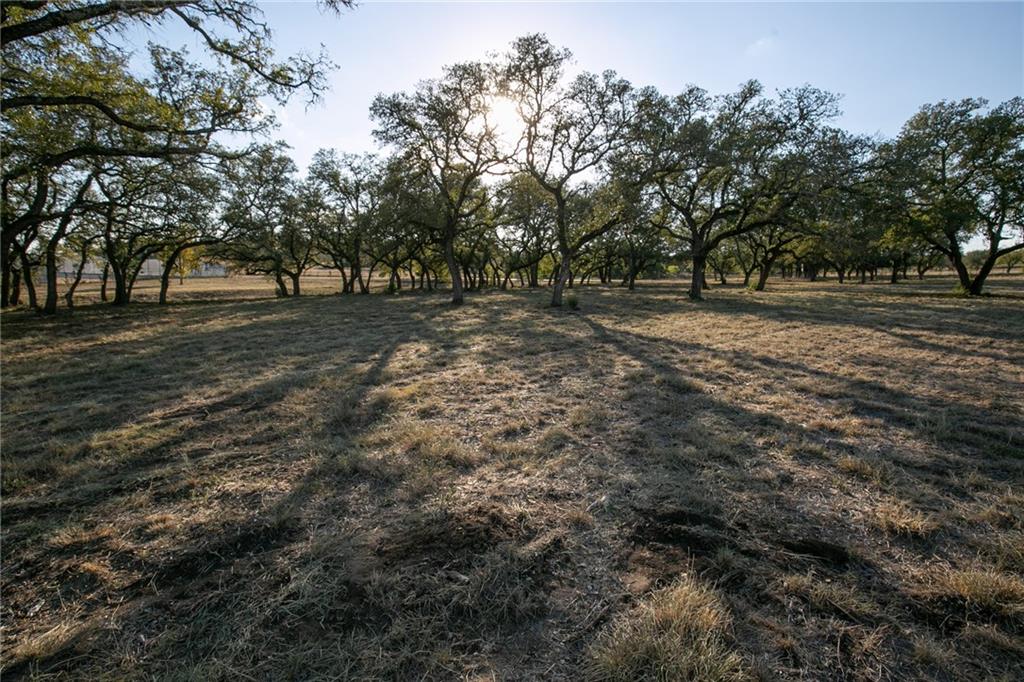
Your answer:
(143, 1), (1023, 169)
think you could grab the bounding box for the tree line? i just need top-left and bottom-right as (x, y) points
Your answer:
(3, 4), (1021, 314)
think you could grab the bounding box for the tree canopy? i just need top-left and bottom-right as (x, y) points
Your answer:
(3, 23), (1021, 314)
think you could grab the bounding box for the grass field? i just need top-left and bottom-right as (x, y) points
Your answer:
(2, 275), (1023, 680)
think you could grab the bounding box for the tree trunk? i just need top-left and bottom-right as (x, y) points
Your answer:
(43, 244), (60, 314)
(18, 247), (38, 310)
(159, 246), (188, 305)
(550, 249), (572, 307)
(969, 250), (1002, 296)
(100, 262), (110, 301)
(443, 235), (464, 305)
(355, 258), (367, 293)
(10, 268), (21, 305)
(754, 252), (780, 292)
(124, 256), (151, 305)
(754, 265), (771, 291)
(688, 249), (707, 301)
(1, 239), (11, 309)
(339, 265), (349, 295)
(364, 263), (377, 293)
(274, 271), (289, 297)
(111, 265), (129, 305)
(65, 239), (94, 310)
(291, 273), (301, 296)
(950, 254), (972, 292)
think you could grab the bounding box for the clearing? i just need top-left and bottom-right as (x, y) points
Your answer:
(2, 276), (1023, 680)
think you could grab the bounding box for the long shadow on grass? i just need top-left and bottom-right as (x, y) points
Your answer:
(575, 287), (1022, 469)
(1, 292), (530, 678)
(576, 311), (1021, 677)
(586, 280), (1024, 349)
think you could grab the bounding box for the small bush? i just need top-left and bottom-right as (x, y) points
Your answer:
(566, 293), (579, 310)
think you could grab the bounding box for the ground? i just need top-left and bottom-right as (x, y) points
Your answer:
(2, 275), (1023, 681)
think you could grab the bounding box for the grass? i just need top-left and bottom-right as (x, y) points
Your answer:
(1, 273), (1023, 679)
(912, 567), (1024, 618)
(586, 574), (748, 681)
(870, 499), (939, 537)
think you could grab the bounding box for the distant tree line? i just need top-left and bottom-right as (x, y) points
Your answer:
(2, 5), (1021, 313)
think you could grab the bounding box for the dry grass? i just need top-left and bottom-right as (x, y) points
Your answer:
(2, 273), (1023, 679)
(586, 574), (748, 681)
(912, 566), (1024, 617)
(871, 499), (939, 537)
(780, 573), (880, 621)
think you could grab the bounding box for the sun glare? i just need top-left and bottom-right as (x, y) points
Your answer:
(487, 95), (523, 142)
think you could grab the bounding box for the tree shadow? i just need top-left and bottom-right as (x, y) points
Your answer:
(2, 282), (1021, 679)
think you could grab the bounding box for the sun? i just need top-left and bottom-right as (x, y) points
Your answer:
(486, 95), (524, 143)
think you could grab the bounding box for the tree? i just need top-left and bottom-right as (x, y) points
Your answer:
(1, 0), (348, 307)
(638, 81), (842, 300)
(491, 173), (556, 289)
(997, 250), (1024, 274)
(307, 150), (383, 294)
(359, 160), (437, 293)
(93, 158), (184, 305)
(744, 138), (866, 293)
(156, 163), (224, 304)
(371, 61), (506, 304)
(501, 34), (641, 307)
(219, 144), (312, 296)
(611, 192), (669, 290)
(61, 229), (101, 309)
(887, 97), (1024, 295)
(40, 167), (96, 313)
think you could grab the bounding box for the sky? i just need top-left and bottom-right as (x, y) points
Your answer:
(138, 0), (1023, 170)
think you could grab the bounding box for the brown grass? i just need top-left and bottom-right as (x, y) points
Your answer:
(2, 273), (1023, 679)
(586, 574), (748, 681)
(871, 499), (939, 537)
(912, 566), (1024, 617)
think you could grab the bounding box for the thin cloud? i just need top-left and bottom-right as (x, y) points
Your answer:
(745, 31), (780, 58)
